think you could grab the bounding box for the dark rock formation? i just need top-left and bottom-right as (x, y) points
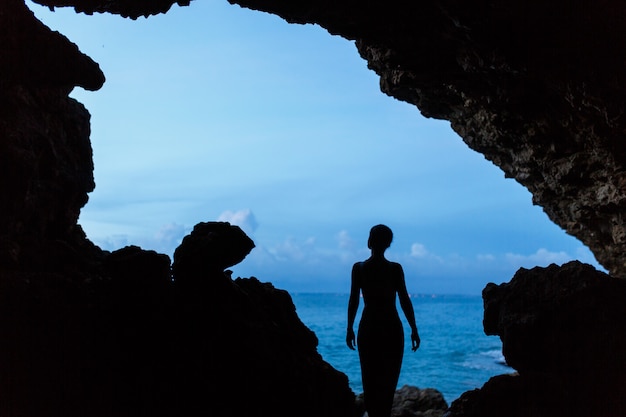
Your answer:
(172, 221), (255, 285)
(103, 244), (172, 286)
(33, 0), (192, 19)
(446, 261), (626, 417)
(356, 385), (448, 417)
(0, 0), (104, 278)
(168, 223), (356, 417)
(483, 261), (626, 376)
(0, 223), (355, 417)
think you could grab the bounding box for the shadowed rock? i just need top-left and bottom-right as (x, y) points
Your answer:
(356, 385), (448, 417)
(0, 223), (357, 417)
(0, 0), (104, 278)
(172, 221), (255, 284)
(170, 224), (355, 417)
(446, 261), (626, 417)
(483, 261), (626, 376)
(34, 0), (191, 19)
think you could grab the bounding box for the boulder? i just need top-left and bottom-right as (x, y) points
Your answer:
(483, 261), (626, 377)
(172, 221), (254, 285)
(446, 261), (626, 417)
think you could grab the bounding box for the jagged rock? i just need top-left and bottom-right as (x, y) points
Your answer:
(1, 245), (356, 417)
(356, 385), (448, 417)
(483, 261), (626, 376)
(446, 262), (626, 417)
(103, 245), (171, 285)
(0, 0), (105, 276)
(1, 0), (104, 90)
(170, 273), (356, 417)
(169, 224), (354, 416)
(172, 221), (255, 284)
(34, 0), (191, 19)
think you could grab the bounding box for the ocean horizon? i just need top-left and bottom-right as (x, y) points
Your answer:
(291, 292), (512, 403)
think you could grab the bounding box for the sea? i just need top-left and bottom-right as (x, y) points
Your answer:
(290, 293), (513, 404)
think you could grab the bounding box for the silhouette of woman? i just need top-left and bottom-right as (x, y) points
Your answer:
(346, 225), (420, 417)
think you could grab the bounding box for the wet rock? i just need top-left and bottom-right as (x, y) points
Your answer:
(357, 385), (448, 417)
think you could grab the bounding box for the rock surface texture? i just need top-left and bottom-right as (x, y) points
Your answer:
(446, 261), (626, 417)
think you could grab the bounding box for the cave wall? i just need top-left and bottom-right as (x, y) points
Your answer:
(1, 0), (105, 273)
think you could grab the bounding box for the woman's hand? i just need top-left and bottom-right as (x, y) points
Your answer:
(411, 330), (421, 352)
(346, 328), (356, 350)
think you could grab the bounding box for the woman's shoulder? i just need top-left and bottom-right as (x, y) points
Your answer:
(389, 261), (403, 270)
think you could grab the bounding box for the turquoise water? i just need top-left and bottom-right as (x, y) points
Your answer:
(291, 293), (512, 403)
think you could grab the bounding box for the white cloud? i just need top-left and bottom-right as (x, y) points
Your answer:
(153, 222), (187, 253)
(477, 253), (496, 262)
(262, 236), (321, 264)
(336, 230), (354, 250)
(410, 242), (428, 258)
(505, 248), (572, 267)
(96, 234), (131, 251)
(217, 209), (258, 235)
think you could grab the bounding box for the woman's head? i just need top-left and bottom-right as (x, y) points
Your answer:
(368, 224), (393, 251)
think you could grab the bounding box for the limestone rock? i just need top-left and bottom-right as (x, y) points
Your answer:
(0, 0), (105, 276)
(357, 385), (448, 417)
(483, 261), (626, 376)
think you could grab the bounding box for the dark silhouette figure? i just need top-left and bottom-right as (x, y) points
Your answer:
(347, 225), (420, 417)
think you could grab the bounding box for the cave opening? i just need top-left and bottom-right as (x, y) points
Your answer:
(19, 0), (610, 409)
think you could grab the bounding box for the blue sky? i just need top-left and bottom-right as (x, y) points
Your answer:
(30, 0), (603, 294)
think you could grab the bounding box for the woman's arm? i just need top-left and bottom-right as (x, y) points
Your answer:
(346, 263), (360, 350)
(397, 264), (420, 351)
